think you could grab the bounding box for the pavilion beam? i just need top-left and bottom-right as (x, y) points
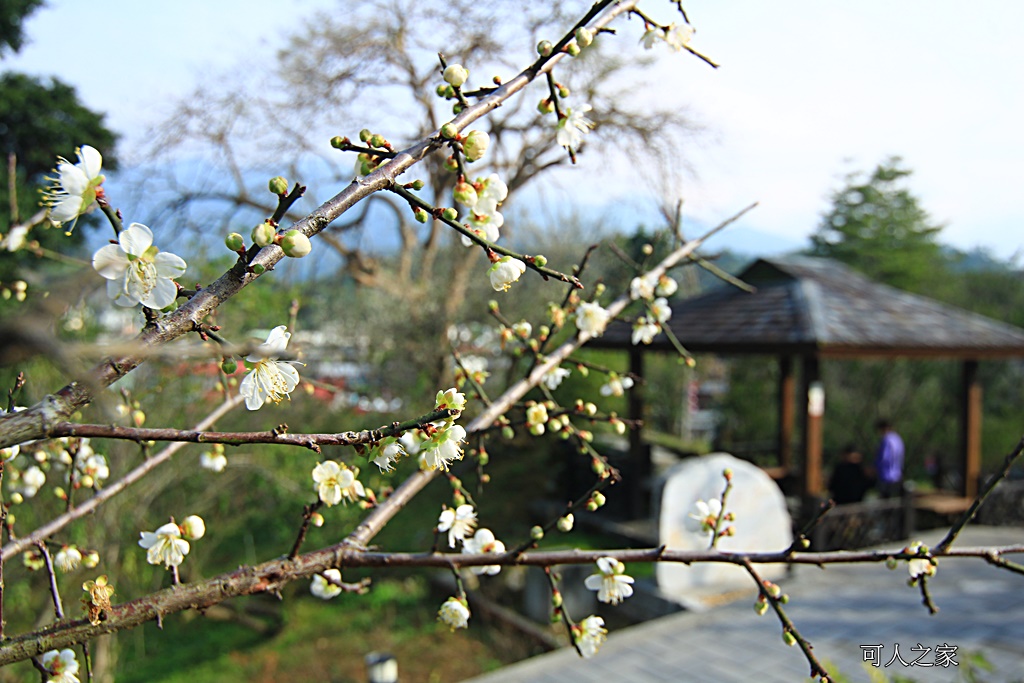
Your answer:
(800, 354), (824, 497)
(959, 360), (982, 499)
(777, 355), (795, 473)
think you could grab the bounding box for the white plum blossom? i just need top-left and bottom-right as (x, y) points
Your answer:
(438, 596), (471, 630)
(437, 504), (477, 548)
(200, 451), (228, 472)
(421, 423), (467, 471)
(21, 465), (46, 497)
(463, 528), (506, 575)
(42, 145), (104, 232)
(311, 568), (344, 599)
(399, 429), (425, 456)
(907, 542), (937, 579)
(629, 275), (656, 301)
(556, 104), (594, 148)
(138, 522), (190, 568)
(525, 402), (549, 434)
(370, 436), (405, 472)
(312, 460), (365, 506)
(2, 224), (28, 252)
(41, 648), (80, 683)
(542, 365), (571, 391)
(576, 615), (608, 658)
(655, 275), (678, 297)
(584, 556), (635, 604)
(240, 326), (301, 410)
(575, 301), (610, 337)
(650, 297), (672, 324)
(488, 255), (527, 292)
(54, 546), (82, 573)
(443, 64), (469, 87)
(600, 373), (634, 397)
(511, 321), (532, 338)
(77, 452), (110, 485)
(665, 23), (695, 50)
(640, 25), (665, 49)
(687, 498), (723, 538)
(435, 387), (467, 414)
(632, 317), (660, 345)
(92, 223), (187, 309)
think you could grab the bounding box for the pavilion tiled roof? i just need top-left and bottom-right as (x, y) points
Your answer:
(598, 256), (1024, 358)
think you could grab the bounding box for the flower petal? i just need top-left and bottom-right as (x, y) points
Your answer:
(119, 223), (153, 256)
(143, 277), (178, 309)
(93, 245), (128, 279)
(154, 252), (187, 278)
(79, 146), (103, 179)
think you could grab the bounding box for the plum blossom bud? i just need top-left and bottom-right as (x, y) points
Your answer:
(442, 207), (459, 221)
(221, 358), (237, 374)
(311, 512), (325, 527)
(566, 41), (581, 57)
(443, 156), (458, 172)
(530, 525), (544, 540)
(440, 123), (458, 139)
(83, 551), (100, 569)
(557, 514), (574, 532)
(281, 230), (312, 258)
(132, 410), (146, 427)
(754, 596), (769, 615)
(443, 64), (469, 87)
(10, 492), (23, 505)
(537, 98), (554, 114)
(551, 590), (563, 608)
(252, 221), (276, 247)
(225, 233), (244, 251)
(359, 129), (372, 142)
(435, 84), (449, 98)
(501, 426), (515, 440)
(575, 27), (594, 48)
(782, 631), (797, 647)
(251, 263), (266, 275)
(370, 134), (387, 148)
(533, 254), (547, 267)
(454, 180), (478, 206)
(462, 130), (490, 162)
(268, 176), (288, 195)
(414, 207), (429, 223)
(180, 515), (206, 540)
(557, 84), (570, 98)
(330, 136), (346, 148)
(537, 40), (553, 56)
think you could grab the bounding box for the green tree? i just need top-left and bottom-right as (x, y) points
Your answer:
(809, 157), (946, 292)
(0, 0), (43, 56)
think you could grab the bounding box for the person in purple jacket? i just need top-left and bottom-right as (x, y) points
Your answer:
(874, 419), (905, 498)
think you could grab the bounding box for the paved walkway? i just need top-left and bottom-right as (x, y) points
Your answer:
(461, 527), (1024, 683)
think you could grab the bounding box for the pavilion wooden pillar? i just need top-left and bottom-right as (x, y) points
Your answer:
(627, 347), (649, 518)
(777, 356), (796, 473)
(959, 360), (982, 499)
(800, 355), (824, 497)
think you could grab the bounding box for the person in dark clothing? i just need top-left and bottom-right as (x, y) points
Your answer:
(828, 444), (872, 505)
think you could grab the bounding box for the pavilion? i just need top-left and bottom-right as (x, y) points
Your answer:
(595, 256), (1024, 503)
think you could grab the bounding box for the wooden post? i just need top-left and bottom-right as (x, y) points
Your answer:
(628, 348), (649, 519)
(800, 355), (823, 497)
(777, 356), (795, 473)
(959, 360), (982, 499)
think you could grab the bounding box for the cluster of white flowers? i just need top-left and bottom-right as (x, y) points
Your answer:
(240, 326), (302, 411)
(525, 402), (549, 435)
(312, 460), (365, 506)
(418, 387), (469, 471)
(630, 274), (676, 345)
(584, 556), (635, 604)
(458, 174), (508, 245)
(138, 515), (205, 569)
(93, 223), (187, 309)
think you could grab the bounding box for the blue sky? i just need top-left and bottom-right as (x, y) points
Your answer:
(6, 1), (1023, 258)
